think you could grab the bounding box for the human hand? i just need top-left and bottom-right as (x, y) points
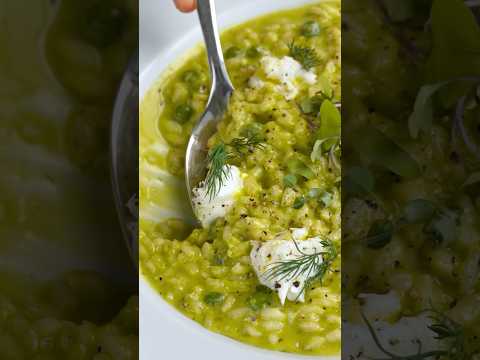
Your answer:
(173, 0), (197, 12)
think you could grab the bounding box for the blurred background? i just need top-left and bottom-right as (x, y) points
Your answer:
(0, 0), (138, 358)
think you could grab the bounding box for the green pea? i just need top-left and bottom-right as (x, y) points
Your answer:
(293, 196), (306, 209)
(246, 46), (261, 58)
(225, 46), (241, 59)
(173, 104), (193, 123)
(204, 292), (225, 305)
(182, 70), (200, 86)
(301, 20), (321, 37)
(283, 174), (298, 188)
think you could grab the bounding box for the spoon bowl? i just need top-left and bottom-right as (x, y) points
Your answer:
(185, 0), (234, 219)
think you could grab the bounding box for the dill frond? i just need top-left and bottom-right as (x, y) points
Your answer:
(204, 134), (264, 199)
(288, 41), (321, 70)
(263, 239), (337, 297)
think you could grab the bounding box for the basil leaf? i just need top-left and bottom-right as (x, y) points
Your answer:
(317, 100), (341, 150)
(365, 220), (394, 249)
(408, 82), (448, 139)
(403, 199), (436, 224)
(344, 166), (375, 195)
(352, 126), (421, 179)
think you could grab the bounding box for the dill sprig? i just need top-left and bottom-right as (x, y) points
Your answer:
(263, 239), (338, 297)
(288, 41), (321, 70)
(204, 134), (264, 200)
(362, 308), (479, 360)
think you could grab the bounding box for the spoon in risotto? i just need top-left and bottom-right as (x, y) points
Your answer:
(184, 0), (235, 224)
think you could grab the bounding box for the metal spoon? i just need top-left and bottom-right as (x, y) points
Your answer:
(185, 0), (234, 217)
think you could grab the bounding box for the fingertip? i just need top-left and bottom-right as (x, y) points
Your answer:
(175, 0), (197, 13)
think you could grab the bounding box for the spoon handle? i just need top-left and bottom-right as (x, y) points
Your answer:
(197, 0), (234, 95)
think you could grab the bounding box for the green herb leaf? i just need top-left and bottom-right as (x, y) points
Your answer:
(287, 158), (315, 179)
(318, 100), (341, 149)
(283, 174), (298, 188)
(343, 166), (375, 195)
(408, 82), (448, 138)
(365, 220), (394, 249)
(352, 126), (421, 179)
(403, 199), (436, 224)
(293, 196), (306, 209)
(203, 292), (225, 305)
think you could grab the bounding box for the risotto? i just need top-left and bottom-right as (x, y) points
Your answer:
(140, 1), (341, 355)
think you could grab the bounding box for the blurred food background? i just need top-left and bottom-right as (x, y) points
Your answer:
(0, 0), (138, 358)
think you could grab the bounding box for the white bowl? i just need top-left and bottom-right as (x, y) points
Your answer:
(139, 1), (340, 359)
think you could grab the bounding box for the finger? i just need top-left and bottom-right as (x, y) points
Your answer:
(174, 0), (197, 13)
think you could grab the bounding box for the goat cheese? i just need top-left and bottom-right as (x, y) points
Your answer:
(192, 165), (243, 227)
(250, 231), (325, 305)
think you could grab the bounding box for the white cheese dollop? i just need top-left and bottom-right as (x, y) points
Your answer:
(192, 165), (243, 228)
(260, 56), (317, 100)
(250, 231), (325, 305)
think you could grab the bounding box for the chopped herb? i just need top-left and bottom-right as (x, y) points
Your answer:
(283, 174), (298, 188)
(293, 196), (306, 209)
(203, 292), (225, 306)
(288, 41), (320, 70)
(365, 220), (394, 249)
(287, 158), (315, 179)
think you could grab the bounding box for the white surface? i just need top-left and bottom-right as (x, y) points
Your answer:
(139, 1), (340, 359)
